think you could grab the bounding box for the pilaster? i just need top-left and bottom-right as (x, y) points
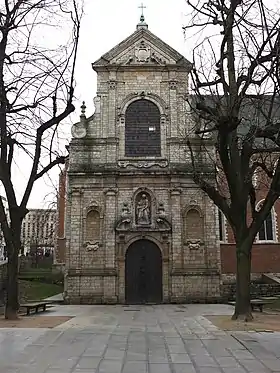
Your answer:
(170, 187), (182, 269)
(104, 188), (118, 268)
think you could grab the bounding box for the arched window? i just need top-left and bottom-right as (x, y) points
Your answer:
(256, 200), (275, 241)
(125, 100), (161, 157)
(218, 210), (226, 242)
(258, 211), (274, 241)
(85, 210), (100, 242)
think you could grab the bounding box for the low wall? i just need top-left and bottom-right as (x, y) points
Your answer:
(222, 282), (280, 301)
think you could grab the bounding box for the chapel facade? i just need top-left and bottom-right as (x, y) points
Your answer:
(63, 17), (221, 304)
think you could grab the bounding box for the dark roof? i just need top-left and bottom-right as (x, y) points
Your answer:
(188, 95), (280, 148)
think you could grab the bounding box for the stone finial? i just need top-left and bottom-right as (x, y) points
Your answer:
(80, 101), (86, 118)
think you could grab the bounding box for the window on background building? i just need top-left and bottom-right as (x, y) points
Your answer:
(256, 200), (275, 241)
(258, 211), (274, 241)
(125, 100), (161, 157)
(218, 210), (226, 242)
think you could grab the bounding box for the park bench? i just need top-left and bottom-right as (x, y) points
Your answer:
(20, 301), (51, 316)
(250, 299), (273, 312)
(259, 296), (279, 301)
(228, 299), (273, 312)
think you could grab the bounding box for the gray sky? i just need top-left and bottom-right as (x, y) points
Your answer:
(24, 0), (190, 208)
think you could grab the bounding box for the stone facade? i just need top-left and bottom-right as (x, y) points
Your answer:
(64, 20), (221, 304)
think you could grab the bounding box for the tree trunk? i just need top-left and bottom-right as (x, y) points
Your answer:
(4, 221), (21, 320)
(232, 240), (253, 321)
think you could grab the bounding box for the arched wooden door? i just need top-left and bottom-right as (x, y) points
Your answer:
(125, 239), (162, 304)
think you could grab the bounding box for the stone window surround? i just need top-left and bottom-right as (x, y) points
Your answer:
(256, 199), (277, 243)
(182, 204), (205, 244)
(117, 93), (168, 159)
(218, 209), (227, 243)
(82, 204), (104, 246)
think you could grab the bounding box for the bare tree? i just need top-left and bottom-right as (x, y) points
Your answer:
(0, 0), (82, 319)
(184, 0), (280, 320)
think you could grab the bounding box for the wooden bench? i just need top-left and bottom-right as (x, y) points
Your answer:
(228, 299), (273, 312)
(259, 296), (279, 301)
(20, 302), (50, 316)
(250, 299), (273, 312)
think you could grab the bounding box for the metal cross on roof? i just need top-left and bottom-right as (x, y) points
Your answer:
(138, 3), (146, 22)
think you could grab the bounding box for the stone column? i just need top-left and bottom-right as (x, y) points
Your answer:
(103, 188), (118, 303)
(169, 79), (179, 163)
(170, 188), (182, 269)
(100, 93), (108, 138)
(118, 114), (125, 158)
(104, 188), (117, 268)
(117, 238), (126, 303)
(170, 187), (185, 302)
(107, 80), (116, 137)
(65, 187), (83, 303)
(160, 115), (167, 158)
(169, 77), (178, 138)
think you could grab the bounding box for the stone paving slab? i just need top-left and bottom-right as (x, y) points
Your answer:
(0, 305), (280, 373)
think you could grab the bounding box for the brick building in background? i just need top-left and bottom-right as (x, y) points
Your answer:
(54, 161), (68, 269)
(219, 167), (280, 281)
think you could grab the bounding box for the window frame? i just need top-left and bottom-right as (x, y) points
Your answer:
(118, 95), (167, 160)
(218, 209), (227, 243)
(124, 99), (161, 158)
(256, 200), (277, 243)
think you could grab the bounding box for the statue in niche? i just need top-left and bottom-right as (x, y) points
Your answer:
(136, 193), (151, 225)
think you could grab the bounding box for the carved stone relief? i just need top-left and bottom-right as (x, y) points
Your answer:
(71, 121), (87, 138)
(93, 96), (101, 114)
(115, 202), (132, 231)
(118, 160), (168, 169)
(135, 40), (150, 62)
(84, 241), (100, 252)
(112, 41), (169, 66)
(115, 195), (171, 234)
(186, 239), (202, 250)
(169, 80), (177, 90)
(108, 80), (117, 89)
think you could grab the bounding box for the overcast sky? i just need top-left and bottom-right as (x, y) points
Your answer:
(23, 0), (190, 208)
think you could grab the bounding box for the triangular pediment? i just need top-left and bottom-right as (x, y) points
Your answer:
(92, 28), (192, 70)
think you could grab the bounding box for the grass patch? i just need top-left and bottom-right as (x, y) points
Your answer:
(19, 270), (64, 285)
(265, 299), (280, 310)
(19, 280), (63, 302)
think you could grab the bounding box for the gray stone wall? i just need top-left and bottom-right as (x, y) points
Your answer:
(65, 27), (221, 304)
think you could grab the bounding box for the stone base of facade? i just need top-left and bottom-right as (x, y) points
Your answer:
(64, 270), (221, 305)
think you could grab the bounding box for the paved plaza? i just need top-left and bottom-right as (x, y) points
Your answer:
(0, 304), (280, 373)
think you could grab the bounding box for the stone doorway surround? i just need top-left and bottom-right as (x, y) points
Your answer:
(125, 239), (163, 304)
(117, 234), (170, 303)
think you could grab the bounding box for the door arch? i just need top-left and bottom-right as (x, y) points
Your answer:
(125, 239), (162, 304)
